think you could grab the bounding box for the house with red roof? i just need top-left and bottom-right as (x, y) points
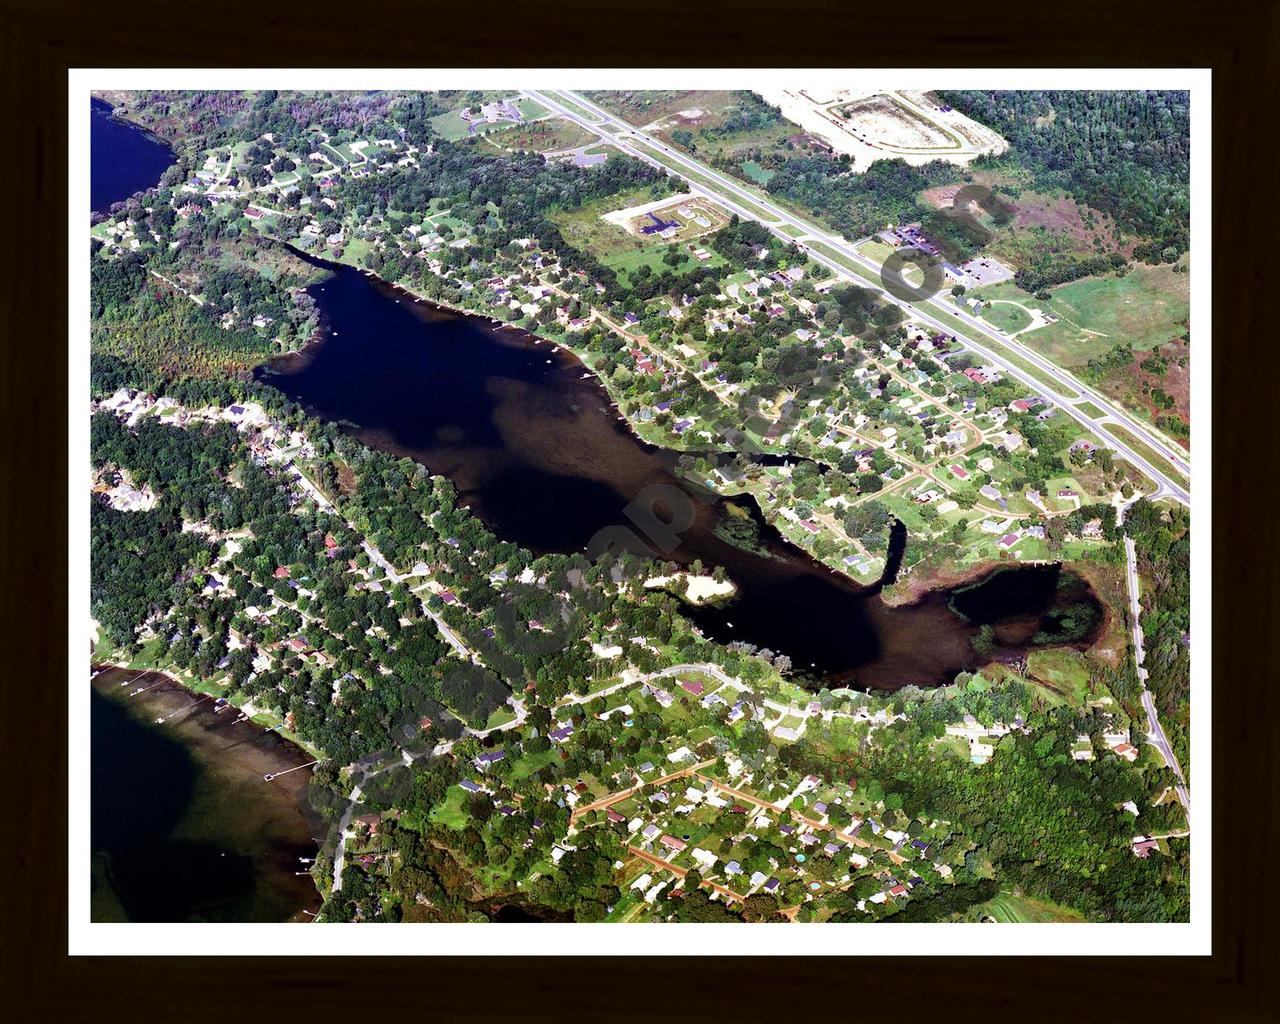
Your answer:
(1132, 838), (1159, 859)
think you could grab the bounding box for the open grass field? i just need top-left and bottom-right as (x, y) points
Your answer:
(547, 185), (727, 281)
(583, 89), (738, 127)
(687, 120), (795, 166)
(547, 185), (676, 260)
(963, 268), (1190, 436)
(487, 116), (596, 153)
(980, 300), (1034, 334)
(972, 891), (1086, 923)
(740, 160), (775, 184)
(1027, 262), (1190, 367)
(982, 194), (1136, 271)
(1024, 648), (1094, 706)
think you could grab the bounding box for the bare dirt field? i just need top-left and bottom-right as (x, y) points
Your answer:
(834, 94), (957, 151)
(760, 88), (1006, 171)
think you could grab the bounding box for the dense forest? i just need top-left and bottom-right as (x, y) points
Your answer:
(1126, 499), (1192, 776)
(864, 718), (1189, 921)
(940, 90), (1190, 253)
(764, 156), (962, 240)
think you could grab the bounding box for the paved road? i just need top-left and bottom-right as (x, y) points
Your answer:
(329, 781), (364, 893)
(530, 90), (1189, 506)
(1124, 535), (1191, 822)
(1123, 536), (1150, 683)
(547, 89), (1190, 476)
(623, 844), (746, 904)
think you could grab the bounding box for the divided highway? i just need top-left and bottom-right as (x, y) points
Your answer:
(528, 90), (1190, 507)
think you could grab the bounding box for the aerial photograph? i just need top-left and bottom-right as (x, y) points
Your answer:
(85, 83), (1195, 929)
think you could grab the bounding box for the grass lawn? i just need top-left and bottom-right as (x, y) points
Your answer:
(426, 211), (471, 235)
(740, 160), (774, 184)
(558, 675), (626, 704)
(510, 748), (558, 781)
(486, 116), (596, 153)
(484, 705), (517, 730)
(515, 97), (550, 120)
(1026, 263), (1190, 368)
(856, 239), (898, 268)
(430, 787), (473, 830)
(319, 142), (348, 167)
(1075, 400), (1106, 418)
(606, 242), (725, 280)
(428, 109), (497, 142)
(980, 301), (1034, 334)
(327, 141), (366, 165)
(1024, 648), (1094, 706)
(933, 734), (973, 760)
(1107, 424), (1190, 491)
(340, 235), (374, 265)
(545, 184), (678, 262)
(974, 891), (1085, 923)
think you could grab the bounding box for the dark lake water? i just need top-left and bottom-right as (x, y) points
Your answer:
(90, 670), (322, 922)
(90, 97), (175, 213)
(257, 255), (1104, 689)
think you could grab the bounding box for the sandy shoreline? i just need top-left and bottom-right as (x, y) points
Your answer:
(91, 664), (320, 786)
(91, 665), (324, 922)
(644, 571), (737, 605)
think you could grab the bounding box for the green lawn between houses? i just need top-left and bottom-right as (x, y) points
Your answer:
(429, 785), (472, 830)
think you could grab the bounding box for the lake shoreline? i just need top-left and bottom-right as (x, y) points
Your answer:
(257, 255), (1108, 690)
(91, 665), (325, 923)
